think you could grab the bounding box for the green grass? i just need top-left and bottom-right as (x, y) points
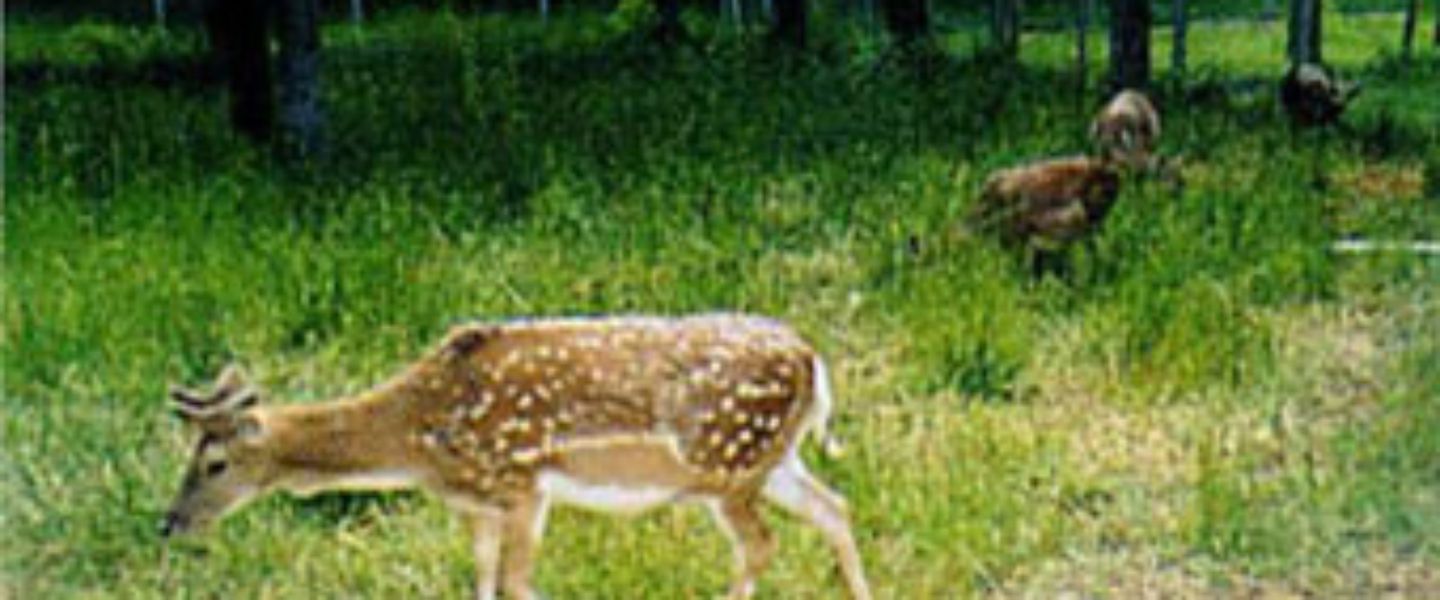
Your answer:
(5, 9), (1439, 599)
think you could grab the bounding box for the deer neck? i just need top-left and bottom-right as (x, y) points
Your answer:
(267, 392), (426, 495)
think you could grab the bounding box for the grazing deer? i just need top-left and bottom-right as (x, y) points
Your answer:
(1281, 63), (1360, 128)
(968, 155), (1122, 274)
(162, 314), (872, 600)
(1090, 89), (1162, 172)
(970, 155), (1122, 251)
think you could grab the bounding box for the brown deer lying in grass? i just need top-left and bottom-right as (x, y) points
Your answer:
(969, 155), (1122, 269)
(1090, 88), (1162, 172)
(162, 314), (872, 600)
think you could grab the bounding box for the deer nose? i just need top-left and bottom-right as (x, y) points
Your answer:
(159, 512), (186, 538)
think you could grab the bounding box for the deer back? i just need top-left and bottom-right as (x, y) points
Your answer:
(400, 315), (820, 495)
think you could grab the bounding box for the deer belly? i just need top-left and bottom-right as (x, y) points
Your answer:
(537, 471), (682, 515)
(537, 435), (702, 515)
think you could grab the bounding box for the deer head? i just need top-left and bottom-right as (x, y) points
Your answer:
(161, 365), (274, 537)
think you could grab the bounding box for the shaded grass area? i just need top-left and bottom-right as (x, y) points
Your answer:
(5, 10), (1439, 599)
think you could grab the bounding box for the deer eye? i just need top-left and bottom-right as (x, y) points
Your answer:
(205, 461), (229, 477)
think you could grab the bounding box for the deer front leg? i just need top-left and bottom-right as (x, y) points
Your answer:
(500, 493), (550, 600)
(468, 511), (503, 600)
(708, 496), (777, 600)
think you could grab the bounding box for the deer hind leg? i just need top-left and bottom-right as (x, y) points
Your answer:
(763, 456), (873, 600)
(500, 493), (551, 600)
(467, 511), (503, 600)
(707, 495), (776, 600)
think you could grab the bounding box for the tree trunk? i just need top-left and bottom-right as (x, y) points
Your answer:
(539, 0), (550, 21)
(206, 0), (274, 142)
(350, 0), (363, 24)
(1172, 0), (1187, 76)
(1401, 0), (1418, 59)
(1109, 0), (1151, 90)
(277, 0), (325, 157)
(884, 0), (930, 47)
(992, 0), (1021, 57)
(1288, 0), (1323, 65)
(155, 0), (167, 27)
(1076, 0), (1091, 91)
(740, 0), (763, 25)
(774, 0), (807, 46)
(654, 0), (683, 42)
(720, 0), (741, 26)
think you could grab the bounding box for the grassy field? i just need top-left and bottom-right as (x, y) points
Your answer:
(5, 8), (1439, 599)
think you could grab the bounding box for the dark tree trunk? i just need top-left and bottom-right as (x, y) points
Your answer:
(1172, 0), (1188, 76)
(1076, 0), (1091, 93)
(746, 0), (766, 25)
(1082, 0), (1088, 101)
(992, 0), (1021, 57)
(1288, 0), (1322, 65)
(1108, 0), (1151, 90)
(773, 0), (807, 47)
(720, 0), (740, 25)
(1401, 0), (1418, 60)
(883, 0), (930, 47)
(205, 0), (274, 142)
(277, 0), (325, 157)
(654, 0), (683, 42)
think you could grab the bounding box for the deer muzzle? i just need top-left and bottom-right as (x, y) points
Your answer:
(158, 511), (191, 538)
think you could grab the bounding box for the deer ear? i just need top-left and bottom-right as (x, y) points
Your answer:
(169, 385), (208, 422)
(169, 385), (202, 406)
(214, 364), (251, 393)
(230, 387), (260, 411)
(168, 380), (261, 424)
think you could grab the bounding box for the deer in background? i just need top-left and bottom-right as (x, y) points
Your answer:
(1281, 63), (1361, 128)
(162, 314), (872, 600)
(968, 155), (1122, 274)
(964, 88), (1184, 273)
(1089, 88), (1162, 172)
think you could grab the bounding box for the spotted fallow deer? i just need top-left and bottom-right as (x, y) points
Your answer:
(1090, 89), (1162, 172)
(162, 314), (872, 600)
